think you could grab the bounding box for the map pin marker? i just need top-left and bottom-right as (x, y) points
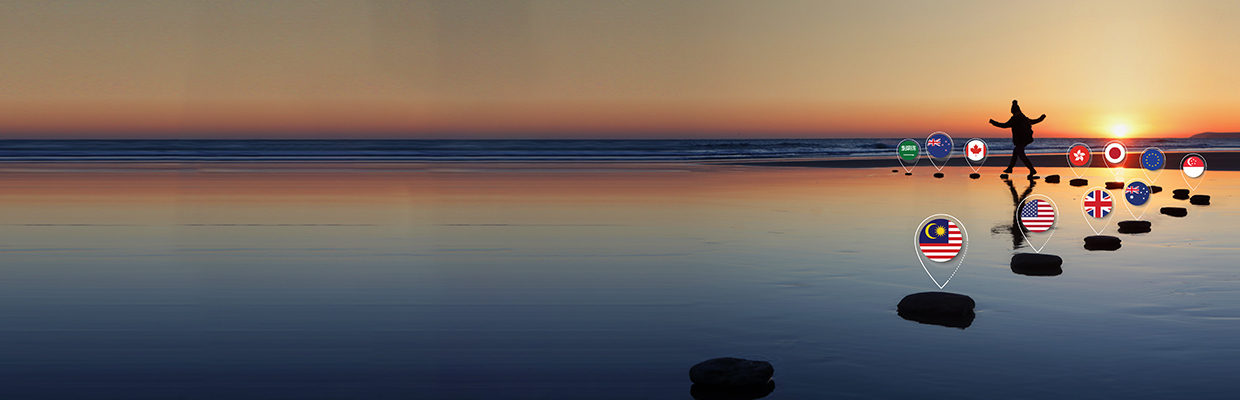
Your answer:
(1066, 142), (1092, 178)
(1139, 147), (1165, 183)
(897, 138), (920, 174)
(1102, 140), (1127, 178)
(925, 131), (953, 172)
(914, 214), (968, 289)
(1017, 195), (1058, 253)
(964, 138), (988, 173)
(1120, 179), (1152, 220)
(1181, 153), (1206, 191)
(1080, 187), (1115, 235)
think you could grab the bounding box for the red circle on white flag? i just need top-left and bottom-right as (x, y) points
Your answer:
(1104, 142), (1126, 164)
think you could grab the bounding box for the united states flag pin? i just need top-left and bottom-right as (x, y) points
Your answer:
(1018, 195), (1058, 253)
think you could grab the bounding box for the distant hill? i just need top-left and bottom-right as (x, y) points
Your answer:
(1191, 132), (1240, 138)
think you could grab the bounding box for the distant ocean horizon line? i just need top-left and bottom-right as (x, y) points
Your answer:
(0, 138), (1234, 163)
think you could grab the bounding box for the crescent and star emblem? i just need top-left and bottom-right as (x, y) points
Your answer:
(925, 223), (940, 239)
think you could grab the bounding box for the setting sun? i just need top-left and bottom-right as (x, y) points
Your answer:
(1111, 124), (1130, 138)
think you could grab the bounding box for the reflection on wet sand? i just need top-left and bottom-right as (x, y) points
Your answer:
(994, 177), (1036, 250)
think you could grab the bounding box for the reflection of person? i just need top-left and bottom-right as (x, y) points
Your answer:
(990, 100), (1045, 176)
(1002, 177), (1036, 250)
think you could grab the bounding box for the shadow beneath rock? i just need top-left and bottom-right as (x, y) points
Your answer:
(1011, 263), (1063, 276)
(899, 310), (975, 329)
(691, 381), (775, 400)
(1084, 235), (1122, 251)
(1117, 220), (1151, 234)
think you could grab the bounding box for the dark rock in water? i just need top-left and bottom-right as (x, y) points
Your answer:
(691, 381), (775, 400)
(689, 358), (774, 388)
(1084, 235), (1122, 251)
(934, 172), (944, 178)
(1151, 185), (1162, 194)
(1117, 220), (1152, 233)
(1027, 175), (1040, 180)
(1010, 253), (1064, 276)
(1105, 181), (1124, 189)
(1173, 189), (1190, 196)
(969, 173), (980, 179)
(897, 292), (975, 329)
(1160, 207), (1188, 217)
(1173, 193), (1190, 200)
(1070, 178), (1089, 186)
(1190, 195), (1210, 205)
(905, 172), (913, 176)
(999, 173), (1009, 179)
(892, 169), (899, 173)
(1044, 174), (1060, 183)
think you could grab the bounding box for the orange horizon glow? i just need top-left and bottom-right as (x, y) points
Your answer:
(0, 99), (1232, 139)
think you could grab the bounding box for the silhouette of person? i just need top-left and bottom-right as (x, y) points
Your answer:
(990, 100), (1045, 177)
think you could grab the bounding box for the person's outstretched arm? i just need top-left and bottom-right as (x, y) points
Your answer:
(990, 118), (1010, 128)
(1030, 114), (1046, 124)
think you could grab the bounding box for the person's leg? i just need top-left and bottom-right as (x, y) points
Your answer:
(1018, 145), (1036, 175)
(1004, 144), (1019, 173)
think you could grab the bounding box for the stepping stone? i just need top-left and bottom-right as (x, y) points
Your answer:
(897, 292), (975, 329)
(905, 172), (912, 176)
(689, 357), (774, 388)
(1190, 195), (1210, 205)
(934, 173), (944, 178)
(1117, 220), (1151, 234)
(1172, 189), (1191, 200)
(1000, 173), (1009, 179)
(1084, 235), (1122, 251)
(1044, 175), (1060, 183)
(1027, 175), (1040, 180)
(1010, 253), (1063, 276)
(969, 173), (980, 179)
(1151, 185), (1162, 194)
(1070, 178), (1089, 186)
(893, 169), (899, 173)
(1105, 181), (1124, 189)
(1160, 207), (1187, 217)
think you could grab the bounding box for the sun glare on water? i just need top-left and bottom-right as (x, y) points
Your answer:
(1111, 124), (1129, 138)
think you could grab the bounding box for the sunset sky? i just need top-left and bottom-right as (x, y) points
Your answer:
(2, 0), (1239, 139)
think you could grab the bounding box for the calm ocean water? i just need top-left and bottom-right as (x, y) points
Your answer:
(0, 138), (1235, 162)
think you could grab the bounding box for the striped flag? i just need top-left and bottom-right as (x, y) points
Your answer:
(1020, 199), (1056, 232)
(919, 218), (961, 262)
